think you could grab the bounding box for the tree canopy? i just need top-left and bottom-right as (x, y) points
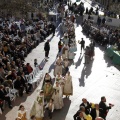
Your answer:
(0, 0), (39, 16)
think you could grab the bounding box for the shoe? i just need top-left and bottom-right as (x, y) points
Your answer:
(9, 105), (13, 109)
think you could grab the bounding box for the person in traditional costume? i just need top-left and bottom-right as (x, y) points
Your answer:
(59, 78), (65, 96)
(55, 72), (63, 82)
(63, 72), (73, 98)
(62, 44), (69, 60)
(54, 56), (63, 76)
(17, 105), (28, 120)
(43, 82), (53, 102)
(69, 44), (76, 60)
(30, 91), (44, 120)
(55, 73), (64, 96)
(63, 33), (69, 45)
(43, 73), (52, 85)
(45, 99), (54, 119)
(52, 87), (64, 110)
(58, 38), (63, 53)
(63, 57), (69, 75)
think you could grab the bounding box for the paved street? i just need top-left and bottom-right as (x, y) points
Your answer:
(1, 1), (120, 120)
(1, 19), (120, 120)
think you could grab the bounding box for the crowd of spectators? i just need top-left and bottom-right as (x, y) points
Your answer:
(82, 19), (120, 50)
(0, 17), (56, 111)
(0, 0), (69, 114)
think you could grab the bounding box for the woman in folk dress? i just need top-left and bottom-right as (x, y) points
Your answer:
(54, 56), (63, 76)
(17, 105), (28, 120)
(43, 73), (52, 85)
(62, 44), (69, 60)
(59, 78), (65, 96)
(43, 82), (53, 102)
(55, 73), (64, 96)
(55, 72), (63, 82)
(52, 87), (64, 110)
(63, 34), (69, 45)
(63, 72), (73, 98)
(30, 91), (44, 120)
(54, 82), (63, 97)
(63, 57), (69, 75)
